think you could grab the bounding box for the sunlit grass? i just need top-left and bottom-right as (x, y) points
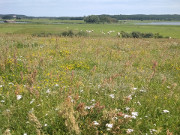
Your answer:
(0, 34), (180, 134)
(1, 22), (180, 38)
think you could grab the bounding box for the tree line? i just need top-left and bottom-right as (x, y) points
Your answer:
(111, 14), (180, 21)
(1, 14), (180, 22)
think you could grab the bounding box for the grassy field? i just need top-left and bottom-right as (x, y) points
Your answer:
(0, 21), (180, 135)
(0, 21), (180, 38)
(0, 19), (85, 24)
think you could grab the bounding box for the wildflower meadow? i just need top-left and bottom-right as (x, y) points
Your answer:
(0, 31), (180, 134)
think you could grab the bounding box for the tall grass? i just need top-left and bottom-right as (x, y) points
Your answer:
(0, 34), (179, 134)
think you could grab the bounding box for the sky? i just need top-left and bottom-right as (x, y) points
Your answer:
(0, 0), (180, 17)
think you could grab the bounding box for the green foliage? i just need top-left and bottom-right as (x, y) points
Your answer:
(32, 32), (54, 37)
(84, 15), (118, 24)
(132, 31), (142, 38)
(111, 14), (180, 21)
(61, 30), (74, 37)
(121, 31), (163, 38)
(120, 31), (132, 38)
(2, 15), (13, 20)
(32, 30), (88, 37)
(99, 15), (118, 23)
(143, 33), (154, 38)
(15, 42), (39, 48)
(154, 33), (164, 38)
(84, 15), (100, 24)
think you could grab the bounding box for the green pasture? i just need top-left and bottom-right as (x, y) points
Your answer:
(0, 22), (180, 38)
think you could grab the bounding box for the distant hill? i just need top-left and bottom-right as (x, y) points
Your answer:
(0, 14), (180, 21)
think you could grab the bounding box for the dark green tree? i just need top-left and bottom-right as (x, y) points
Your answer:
(2, 15), (13, 19)
(84, 15), (100, 23)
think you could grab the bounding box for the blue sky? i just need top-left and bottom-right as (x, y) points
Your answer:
(0, 0), (180, 17)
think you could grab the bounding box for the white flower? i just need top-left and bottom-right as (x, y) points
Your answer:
(140, 89), (146, 92)
(93, 121), (99, 126)
(55, 84), (59, 87)
(106, 123), (113, 128)
(131, 112), (138, 119)
(16, 95), (22, 100)
(9, 82), (14, 85)
(150, 129), (157, 134)
(91, 99), (95, 102)
(0, 85), (3, 88)
(44, 124), (48, 127)
(112, 117), (118, 120)
(125, 107), (130, 111)
(29, 108), (34, 113)
(127, 129), (134, 134)
(46, 89), (51, 94)
(132, 112), (138, 116)
(1, 100), (5, 103)
(109, 94), (115, 99)
(68, 96), (74, 103)
(115, 108), (121, 111)
(133, 88), (138, 90)
(107, 128), (111, 131)
(85, 104), (95, 110)
(30, 99), (35, 104)
(131, 115), (137, 119)
(24, 133), (27, 135)
(124, 114), (131, 118)
(85, 106), (91, 110)
(80, 90), (83, 93)
(127, 95), (132, 100)
(163, 110), (169, 113)
(137, 101), (141, 105)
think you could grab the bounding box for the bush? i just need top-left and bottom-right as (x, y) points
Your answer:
(143, 33), (154, 38)
(154, 33), (163, 38)
(132, 31), (142, 38)
(120, 31), (164, 39)
(121, 31), (132, 38)
(61, 30), (74, 37)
